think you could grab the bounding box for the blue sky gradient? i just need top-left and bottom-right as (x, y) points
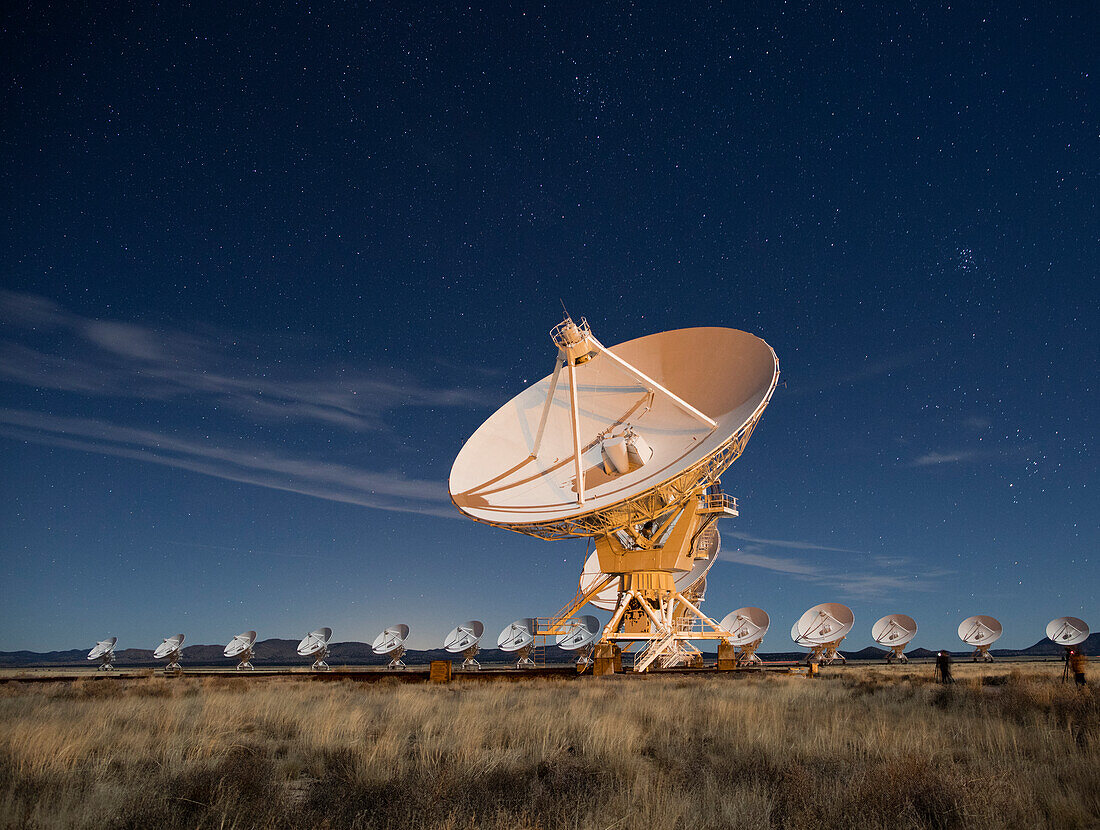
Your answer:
(1, 2), (1095, 652)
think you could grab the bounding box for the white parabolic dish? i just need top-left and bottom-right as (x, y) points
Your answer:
(372, 625), (410, 655)
(87, 637), (117, 660)
(795, 604), (854, 644)
(719, 608), (770, 646)
(444, 621), (484, 653)
(579, 523), (720, 610)
(153, 634), (185, 659)
(449, 327), (779, 534)
(297, 628), (332, 657)
(1045, 616), (1089, 646)
(557, 616), (601, 650)
(871, 614), (917, 647)
(224, 631), (257, 657)
(790, 621), (812, 646)
(958, 615), (1002, 646)
(497, 619), (537, 652)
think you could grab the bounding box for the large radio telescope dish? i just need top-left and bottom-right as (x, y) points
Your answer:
(448, 315), (779, 673)
(153, 633), (184, 659)
(88, 637), (117, 659)
(958, 615), (1001, 662)
(872, 615), (917, 646)
(1046, 616), (1089, 647)
(297, 627), (332, 655)
(450, 325), (778, 539)
(872, 614), (916, 663)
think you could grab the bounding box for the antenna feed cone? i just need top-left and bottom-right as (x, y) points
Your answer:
(551, 316), (597, 365)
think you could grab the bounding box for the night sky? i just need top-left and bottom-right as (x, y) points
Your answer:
(2, 3), (1095, 654)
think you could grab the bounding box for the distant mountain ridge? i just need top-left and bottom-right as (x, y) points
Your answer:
(2, 633), (1095, 668)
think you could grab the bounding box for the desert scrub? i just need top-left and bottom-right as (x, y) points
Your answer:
(0, 668), (1096, 829)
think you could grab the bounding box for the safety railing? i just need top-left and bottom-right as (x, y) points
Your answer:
(700, 492), (738, 514)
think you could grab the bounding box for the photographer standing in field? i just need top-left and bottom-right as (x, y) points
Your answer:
(1069, 649), (1088, 687)
(935, 650), (953, 684)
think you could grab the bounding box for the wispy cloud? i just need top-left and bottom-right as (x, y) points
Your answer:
(789, 348), (932, 397)
(718, 549), (822, 576)
(719, 531), (948, 599)
(0, 290), (499, 518)
(908, 445), (1033, 467)
(723, 531), (862, 554)
(0, 408), (458, 518)
(0, 289), (489, 431)
(909, 450), (978, 466)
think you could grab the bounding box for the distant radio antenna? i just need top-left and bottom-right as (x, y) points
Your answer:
(1047, 616), (1089, 683)
(372, 624), (410, 669)
(871, 614), (917, 663)
(87, 637), (117, 671)
(443, 620), (484, 670)
(719, 608), (770, 666)
(792, 603), (853, 665)
(497, 618), (538, 668)
(556, 615), (601, 669)
(958, 615), (1002, 662)
(153, 634), (185, 674)
(1046, 616), (1089, 647)
(297, 628), (332, 671)
(223, 631), (257, 670)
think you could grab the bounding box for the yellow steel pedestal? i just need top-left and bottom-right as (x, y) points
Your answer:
(717, 641), (737, 671)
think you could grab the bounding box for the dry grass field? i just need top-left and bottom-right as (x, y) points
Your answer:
(1, 663), (1097, 829)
